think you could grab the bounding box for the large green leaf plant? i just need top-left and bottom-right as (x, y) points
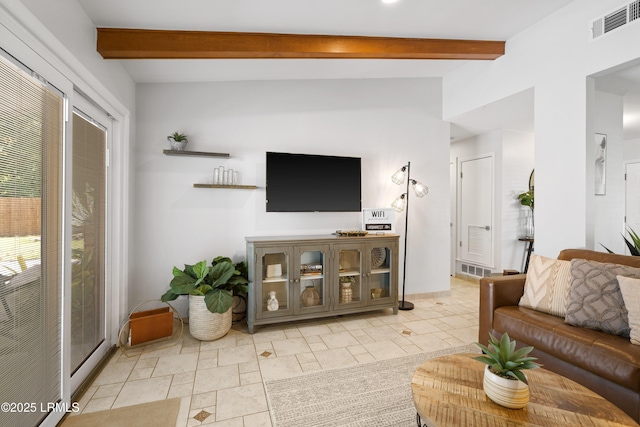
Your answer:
(161, 257), (249, 314)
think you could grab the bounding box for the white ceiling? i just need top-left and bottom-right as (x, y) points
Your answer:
(75, 0), (640, 140)
(77, 0), (574, 84)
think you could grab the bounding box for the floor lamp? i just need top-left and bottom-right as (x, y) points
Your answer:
(391, 161), (428, 311)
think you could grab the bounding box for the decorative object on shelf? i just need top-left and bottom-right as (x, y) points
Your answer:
(335, 230), (368, 237)
(266, 264), (282, 278)
(391, 161), (428, 311)
(300, 285), (321, 307)
(371, 288), (383, 299)
(474, 332), (540, 409)
(300, 264), (323, 275)
(160, 256), (249, 341)
(370, 247), (387, 269)
(167, 131), (188, 151)
(267, 291), (279, 311)
(339, 276), (355, 303)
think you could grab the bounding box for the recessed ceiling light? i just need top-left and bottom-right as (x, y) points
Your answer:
(381, 0), (400, 4)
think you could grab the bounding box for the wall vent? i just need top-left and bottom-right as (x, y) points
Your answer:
(460, 263), (492, 277)
(591, 1), (640, 40)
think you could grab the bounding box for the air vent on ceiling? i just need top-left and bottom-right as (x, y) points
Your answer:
(591, 1), (640, 40)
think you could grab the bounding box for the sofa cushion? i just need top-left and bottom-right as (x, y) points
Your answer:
(494, 306), (640, 393)
(618, 275), (640, 345)
(565, 259), (640, 337)
(519, 254), (572, 317)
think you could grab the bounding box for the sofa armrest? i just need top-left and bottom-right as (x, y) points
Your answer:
(478, 274), (526, 343)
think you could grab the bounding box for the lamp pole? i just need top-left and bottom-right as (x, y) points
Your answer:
(399, 161), (414, 310)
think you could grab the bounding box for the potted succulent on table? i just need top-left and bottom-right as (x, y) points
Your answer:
(475, 332), (541, 409)
(161, 256), (248, 341)
(167, 131), (188, 151)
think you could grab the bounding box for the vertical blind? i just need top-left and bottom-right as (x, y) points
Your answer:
(0, 52), (63, 426)
(71, 110), (106, 373)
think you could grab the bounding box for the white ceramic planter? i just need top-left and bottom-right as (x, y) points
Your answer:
(483, 365), (529, 409)
(188, 295), (231, 341)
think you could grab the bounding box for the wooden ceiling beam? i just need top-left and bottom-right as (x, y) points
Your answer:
(96, 28), (505, 60)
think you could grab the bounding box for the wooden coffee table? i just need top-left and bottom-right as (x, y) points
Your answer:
(411, 353), (639, 427)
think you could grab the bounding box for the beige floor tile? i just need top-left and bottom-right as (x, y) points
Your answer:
(354, 352), (376, 364)
(240, 370), (262, 385)
(193, 365), (240, 394)
(82, 395), (117, 413)
(207, 418), (243, 427)
(93, 383), (124, 399)
(169, 382), (195, 398)
(319, 331), (360, 348)
(152, 352), (199, 377)
(338, 318), (373, 330)
(218, 344), (257, 366)
(111, 375), (172, 408)
(363, 340), (407, 360)
(402, 319), (442, 334)
(300, 361), (322, 372)
(191, 390), (217, 409)
(199, 333), (237, 351)
(298, 323), (333, 337)
(251, 328), (287, 344)
(244, 411), (273, 427)
(363, 325), (403, 341)
(283, 328), (302, 339)
(258, 355), (303, 381)
(215, 383), (268, 420)
(272, 337), (312, 356)
(313, 347), (358, 369)
(295, 352), (318, 364)
(308, 342), (328, 351)
(239, 360), (260, 373)
(173, 371), (196, 386)
(135, 357), (158, 369)
(91, 361), (136, 386)
(346, 344), (368, 355)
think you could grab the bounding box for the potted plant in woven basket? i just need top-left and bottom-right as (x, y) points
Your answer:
(161, 257), (248, 341)
(474, 332), (541, 409)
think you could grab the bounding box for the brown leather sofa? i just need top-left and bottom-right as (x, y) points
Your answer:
(479, 249), (640, 422)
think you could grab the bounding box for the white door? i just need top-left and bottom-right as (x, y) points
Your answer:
(459, 154), (494, 267)
(625, 161), (640, 254)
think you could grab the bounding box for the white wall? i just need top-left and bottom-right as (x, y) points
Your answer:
(444, 0), (640, 258)
(133, 78), (450, 310)
(626, 138), (640, 160)
(450, 129), (533, 274)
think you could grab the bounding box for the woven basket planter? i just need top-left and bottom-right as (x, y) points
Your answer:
(188, 295), (232, 341)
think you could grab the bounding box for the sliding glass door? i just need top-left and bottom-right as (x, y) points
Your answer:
(70, 107), (107, 374)
(0, 51), (64, 427)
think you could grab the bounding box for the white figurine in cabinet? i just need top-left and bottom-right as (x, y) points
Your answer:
(266, 291), (279, 311)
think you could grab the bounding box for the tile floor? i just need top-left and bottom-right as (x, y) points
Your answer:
(70, 277), (479, 426)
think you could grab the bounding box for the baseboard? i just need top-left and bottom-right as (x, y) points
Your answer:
(404, 290), (452, 300)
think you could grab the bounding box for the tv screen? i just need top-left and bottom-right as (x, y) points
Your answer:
(266, 152), (362, 212)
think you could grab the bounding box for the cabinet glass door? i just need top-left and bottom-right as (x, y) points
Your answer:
(259, 249), (290, 318)
(296, 247), (330, 314)
(338, 247), (363, 308)
(367, 245), (395, 305)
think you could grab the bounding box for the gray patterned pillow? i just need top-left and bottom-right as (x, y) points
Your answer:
(565, 259), (640, 336)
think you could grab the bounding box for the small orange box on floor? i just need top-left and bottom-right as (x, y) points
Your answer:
(129, 307), (173, 346)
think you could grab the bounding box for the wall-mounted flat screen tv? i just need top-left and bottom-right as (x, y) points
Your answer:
(266, 151), (362, 212)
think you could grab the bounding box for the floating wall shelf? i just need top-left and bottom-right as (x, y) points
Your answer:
(194, 184), (258, 190)
(163, 149), (230, 158)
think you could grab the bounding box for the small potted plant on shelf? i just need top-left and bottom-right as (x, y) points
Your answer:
(474, 332), (541, 409)
(167, 131), (188, 151)
(161, 256), (248, 341)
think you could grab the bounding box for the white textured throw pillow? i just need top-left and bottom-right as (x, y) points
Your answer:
(617, 275), (640, 345)
(519, 254), (572, 317)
